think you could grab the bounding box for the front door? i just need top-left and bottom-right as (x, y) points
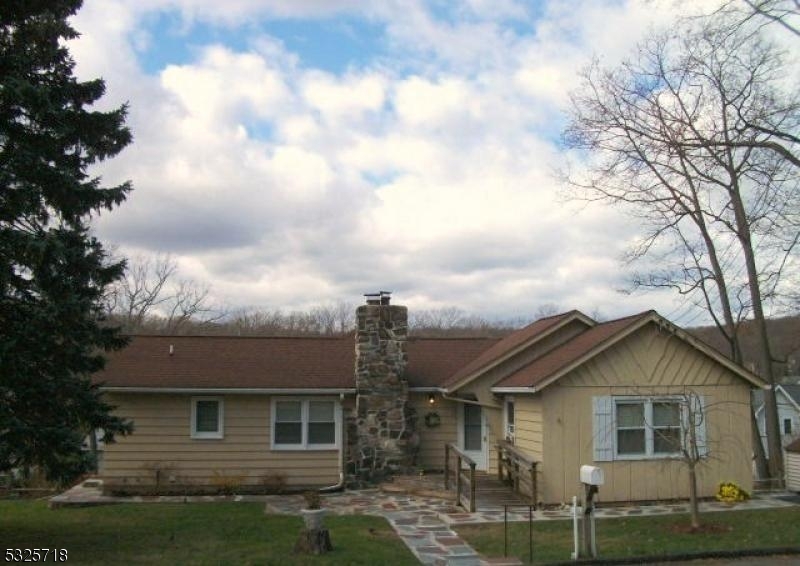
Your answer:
(459, 403), (487, 470)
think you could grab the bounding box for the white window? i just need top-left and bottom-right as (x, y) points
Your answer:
(272, 398), (340, 450)
(504, 397), (515, 442)
(615, 399), (681, 457)
(784, 418), (793, 435)
(593, 395), (706, 461)
(191, 397), (224, 439)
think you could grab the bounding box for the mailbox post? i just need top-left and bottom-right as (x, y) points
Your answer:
(579, 465), (604, 559)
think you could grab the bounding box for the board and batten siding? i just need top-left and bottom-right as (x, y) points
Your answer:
(538, 322), (754, 504)
(101, 393), (344, 492)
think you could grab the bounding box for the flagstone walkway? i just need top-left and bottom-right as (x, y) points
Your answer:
(50, 481), (800, 566)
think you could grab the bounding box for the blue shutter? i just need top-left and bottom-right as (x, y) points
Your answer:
(593, 396), (614, 462)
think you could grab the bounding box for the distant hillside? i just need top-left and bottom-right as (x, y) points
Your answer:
(688, 314), (800, 379)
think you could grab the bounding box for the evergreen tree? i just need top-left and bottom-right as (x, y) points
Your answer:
(0, 0), (133, 483)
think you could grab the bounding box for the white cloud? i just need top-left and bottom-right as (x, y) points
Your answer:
(72, 0), (732, 324)
(302, 71), (388, 122)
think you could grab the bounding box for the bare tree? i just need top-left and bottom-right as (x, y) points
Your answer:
(720, 0), (800, 38)
(309, 302), (355, 334)
(106, 254), (223, 333)
(677, 391), (707, 530)
(562, 11), (799, 482)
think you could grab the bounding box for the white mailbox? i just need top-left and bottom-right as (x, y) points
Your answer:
(580, 465), (604, 486)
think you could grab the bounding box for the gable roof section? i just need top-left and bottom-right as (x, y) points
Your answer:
(95, 335), (356, 391)
(754, 383), (800, 416)
(442, 310), (595, 391)
(781, 384), (800, 407)
(492, 310), (765, 391)
(96, 334), (498, 392)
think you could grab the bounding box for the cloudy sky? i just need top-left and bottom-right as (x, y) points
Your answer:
(69, 0), (727, 325)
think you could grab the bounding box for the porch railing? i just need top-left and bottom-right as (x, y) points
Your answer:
(444, 443), (477, 512)
(497, 440), (538, 507)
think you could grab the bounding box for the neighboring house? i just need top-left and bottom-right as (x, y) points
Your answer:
(95, 294), (764, 504)
(753, 382), (800, 454)
(786, 437), (800, 492)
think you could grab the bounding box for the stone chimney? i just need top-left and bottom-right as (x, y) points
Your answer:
(350, 292), (416, 481)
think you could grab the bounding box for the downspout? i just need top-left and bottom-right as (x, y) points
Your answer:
(319, 394), (347, 493)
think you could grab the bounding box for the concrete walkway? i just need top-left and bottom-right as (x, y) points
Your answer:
(49, 481), (800, 566)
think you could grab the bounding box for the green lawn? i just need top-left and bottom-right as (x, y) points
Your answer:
(457, 507), (800, 564)
(0, 500), (418, 565)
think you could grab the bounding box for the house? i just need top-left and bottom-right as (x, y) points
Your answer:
(786, 437), (800, 492)
(753, 381), (800, 453)
(95, 294), (764, 504)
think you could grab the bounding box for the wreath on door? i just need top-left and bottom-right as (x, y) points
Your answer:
(424, 412), (441, 428)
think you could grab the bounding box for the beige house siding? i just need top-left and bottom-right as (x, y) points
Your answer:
(409, 394), (457, 470)
(538, 323), (754, 504)
(101, 393), (344, 493)
(511, 395), (544, 501)
(514, 396), (544, 461)
(485, 406), (502, 474)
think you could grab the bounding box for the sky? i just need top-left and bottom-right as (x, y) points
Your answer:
(68, 0), (734, 325)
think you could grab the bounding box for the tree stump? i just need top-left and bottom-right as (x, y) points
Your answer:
(294, 528), (333, 555)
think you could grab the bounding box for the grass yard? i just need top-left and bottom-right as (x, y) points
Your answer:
(457, 507), (800, 564)
(0, 500), (418, 565)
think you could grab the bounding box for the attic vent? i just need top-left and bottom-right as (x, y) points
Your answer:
(364, 291), (392, 305)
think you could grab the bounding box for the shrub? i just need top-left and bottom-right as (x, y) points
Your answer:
(716, 481), (750, 503)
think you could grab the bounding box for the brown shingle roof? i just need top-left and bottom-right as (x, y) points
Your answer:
(95, 334), (498, 391)
(406, 337), (500, 388)
(95, 335), (356, 390)
(442, 310), (592, 388)
(494, 311), (652, 389)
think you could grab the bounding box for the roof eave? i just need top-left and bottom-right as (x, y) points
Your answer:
(490, 386), (536, 394)
(509, 311), (768, 393)
(447, 311), (595, 392)
(100, 386), (357, 395)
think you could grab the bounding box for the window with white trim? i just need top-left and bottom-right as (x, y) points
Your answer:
(504, 397), (515, 442)
(593, 395), (704, 461)
(615, 399), (681, 457)
(272, 398), (339, 450)
(191, 397), (224, 439)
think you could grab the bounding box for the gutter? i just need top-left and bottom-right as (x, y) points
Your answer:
(491, 387), (536, 394)
(100, 387), (356, 395)
(441, 391), (492, 407)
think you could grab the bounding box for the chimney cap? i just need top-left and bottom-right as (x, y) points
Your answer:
(364, 291), (392, 305)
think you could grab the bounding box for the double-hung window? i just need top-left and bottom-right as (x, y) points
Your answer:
(615, 399), (681, 457)
(594, 395), (701, 461)
(272, 398), (339, 450)
(191, 397), (224, 439)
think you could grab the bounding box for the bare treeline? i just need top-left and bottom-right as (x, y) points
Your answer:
(103, 254), (542, 336)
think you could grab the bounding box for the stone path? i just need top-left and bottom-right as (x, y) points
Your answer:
(50, 481), (800, 566)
